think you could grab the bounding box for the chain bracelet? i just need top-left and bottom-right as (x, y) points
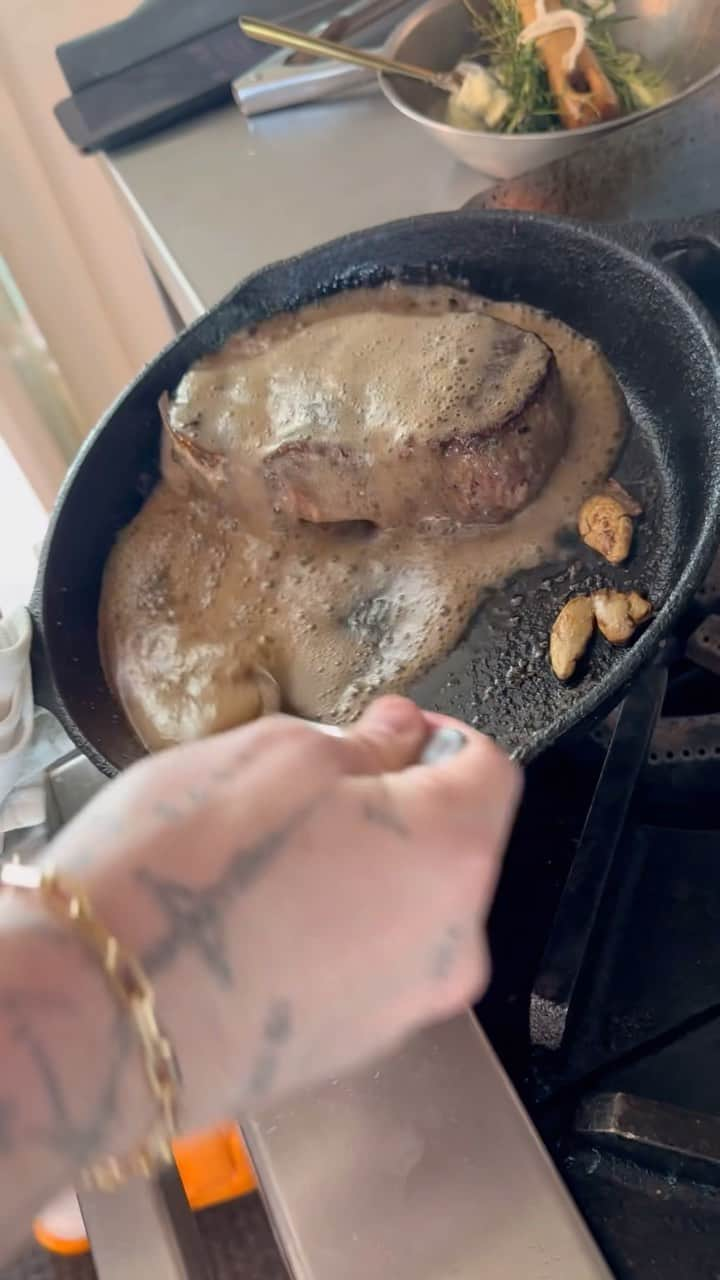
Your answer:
(0, 858), (180, 1191)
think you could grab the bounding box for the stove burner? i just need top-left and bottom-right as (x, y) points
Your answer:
(575, 1092), (720, 1188)
(686, 613), (720, 679)
(481, 540), (720, 1277)
(530, 663), (667, 1055)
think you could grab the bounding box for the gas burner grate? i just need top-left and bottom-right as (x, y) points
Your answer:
(481, 535), (720, 1279)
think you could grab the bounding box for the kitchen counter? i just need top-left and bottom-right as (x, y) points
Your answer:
(106, 86), (486, 319)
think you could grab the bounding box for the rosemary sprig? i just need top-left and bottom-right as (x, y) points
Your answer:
(463, 0), (556, 132)
(461, 0), (670, 133)
(581, 11), (669, 113)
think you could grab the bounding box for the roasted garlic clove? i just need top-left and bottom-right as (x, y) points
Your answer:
(550, 595), (596, 681)
(592, 590), (653, 646)
(578, 494), (634, 565)
(604, 478), (642, 518)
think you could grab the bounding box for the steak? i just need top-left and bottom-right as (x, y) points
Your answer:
(166, 302), (569, 528)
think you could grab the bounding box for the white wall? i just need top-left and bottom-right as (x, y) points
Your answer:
(0, 438), (47, 615)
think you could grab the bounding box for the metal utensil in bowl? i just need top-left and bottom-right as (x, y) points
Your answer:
(233, 57), (376, 115)
(233, 0), (409, 116)
(240, 15), (460, 91)
(379, 0), (720, 179)
(240, 14), (515, 125)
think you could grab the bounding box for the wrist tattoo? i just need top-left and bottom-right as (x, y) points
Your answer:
(0, 985), (131, 1167)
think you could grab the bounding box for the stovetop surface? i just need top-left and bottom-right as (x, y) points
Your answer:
(482, 557), (720, 1276)
(457, 132), (720, 1275)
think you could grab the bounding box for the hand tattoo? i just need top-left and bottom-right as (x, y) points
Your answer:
(0, 988), (130, 1166)
(361, 782), (409, 839)
(139, 803), (318, 987)
(247, 1000), (292, 1101)
(429, 924), (465, 981)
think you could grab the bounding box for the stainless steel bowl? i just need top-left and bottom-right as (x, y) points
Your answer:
(379, 0), (720, 179)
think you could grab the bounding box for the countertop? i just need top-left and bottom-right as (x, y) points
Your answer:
(106, 85), (487, 319)
(105, 70), (720, 326)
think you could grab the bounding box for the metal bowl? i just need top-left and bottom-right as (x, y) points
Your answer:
(379, 0), (720, 179)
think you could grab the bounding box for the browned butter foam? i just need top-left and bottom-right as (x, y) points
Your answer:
(99, 284), (627, 751)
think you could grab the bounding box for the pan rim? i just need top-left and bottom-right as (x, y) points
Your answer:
(32, 208), (720, 772)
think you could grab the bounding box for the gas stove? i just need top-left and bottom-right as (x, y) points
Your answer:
(483, 553), (720, 1277)
(455, 141), (720, 1279)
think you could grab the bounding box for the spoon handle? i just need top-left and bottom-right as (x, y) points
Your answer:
(239, 16), (450, 91)
(306, 720), (466, 766)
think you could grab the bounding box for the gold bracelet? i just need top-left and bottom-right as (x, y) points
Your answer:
(0, 859), (180, 1191)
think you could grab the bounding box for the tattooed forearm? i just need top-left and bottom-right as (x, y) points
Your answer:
(0, 985), (131, 1167)
(31, 1014), (131, 1164)
(140, 804), (317, 986)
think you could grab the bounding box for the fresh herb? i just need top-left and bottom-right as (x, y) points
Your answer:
(463, 0), (556, 132)
(462, 0), (670, 133)
(582, 8), (669, 113)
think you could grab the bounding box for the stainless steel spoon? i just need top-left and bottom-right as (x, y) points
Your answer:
(255, 667), (466, 765)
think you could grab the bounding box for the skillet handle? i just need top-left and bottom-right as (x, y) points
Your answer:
(27, 594), (64, 723)
(605, 211), (720, 260)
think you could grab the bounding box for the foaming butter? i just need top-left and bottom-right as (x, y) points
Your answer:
(99, 284), (626, 750)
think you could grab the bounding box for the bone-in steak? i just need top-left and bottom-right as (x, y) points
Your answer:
(167, 303), (569, 527)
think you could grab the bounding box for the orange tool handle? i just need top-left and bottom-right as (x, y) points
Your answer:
(33, 1125), (257, 1256)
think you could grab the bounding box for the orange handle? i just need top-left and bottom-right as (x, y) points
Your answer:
(33, 1125), (257, 1256)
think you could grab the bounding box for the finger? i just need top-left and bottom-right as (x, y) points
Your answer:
(389, 723), (523, 856)
(418, 712), (521, 801)
(333, 696), (430, 775)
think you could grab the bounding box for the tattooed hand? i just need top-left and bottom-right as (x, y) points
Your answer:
(1, 698), (520, 1241)
(51, 696), (520, 1130)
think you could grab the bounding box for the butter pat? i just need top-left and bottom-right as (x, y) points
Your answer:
(447, 62), (511, 130)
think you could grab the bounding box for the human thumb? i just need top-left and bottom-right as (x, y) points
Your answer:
(340, 696), (429, 774)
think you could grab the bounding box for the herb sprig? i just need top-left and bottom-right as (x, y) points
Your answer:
(462, 0), (669, 133)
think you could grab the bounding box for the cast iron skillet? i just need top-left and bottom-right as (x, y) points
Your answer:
(30, 209), (720, 775)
